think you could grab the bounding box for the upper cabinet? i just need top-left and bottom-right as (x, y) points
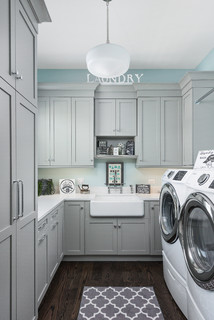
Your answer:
(95, 99), (136, 136)
(38, 84), (97, 167)
(0, 0), (50, 106)
(181, 73), (214, 166)
(38, 97), (72, 166)
(137, 95), (182, 167)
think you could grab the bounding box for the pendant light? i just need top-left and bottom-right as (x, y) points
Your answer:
(86, 0), (130, 78)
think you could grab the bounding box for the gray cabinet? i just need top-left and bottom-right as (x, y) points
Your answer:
(148, 201), (162, 255)
(38, 97), (94, 167)
(137, 97), (182, 166)
(72, 98), (94, 166)
(64, 202), (85, 255)
(0, 0), (37, 106)
(0, 78), (37, 320)
(95, 99), (136, 136)
(118, 218), (150, 255)
(85, 211), (150, 255)
(37, 218), (48, 306)
(85, 216), (118, 255)
(38, 97), (72, 166)
(182, 87), (214, 165)
(48, 210), (59, 281)
(37, 203), (64, 306)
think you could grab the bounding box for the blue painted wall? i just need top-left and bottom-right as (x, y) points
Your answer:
(38, 68), (192, 84)
(195, 48), (214, 71)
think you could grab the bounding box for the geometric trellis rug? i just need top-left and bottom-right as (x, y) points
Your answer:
(77, 287), (164, 320)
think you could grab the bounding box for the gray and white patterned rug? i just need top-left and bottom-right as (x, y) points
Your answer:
(77, 286), (164, 320)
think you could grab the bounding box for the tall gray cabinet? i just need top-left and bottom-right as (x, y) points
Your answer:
(0, 1), (50, 319)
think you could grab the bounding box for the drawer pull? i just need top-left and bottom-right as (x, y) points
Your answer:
(38, 235), (46, 244)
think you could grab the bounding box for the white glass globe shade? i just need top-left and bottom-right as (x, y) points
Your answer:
(86, 43), (130, 78)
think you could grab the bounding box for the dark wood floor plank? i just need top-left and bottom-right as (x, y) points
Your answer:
(38, 261), (186, 320)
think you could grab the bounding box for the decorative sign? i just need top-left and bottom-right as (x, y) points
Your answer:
(136, 184), (150, 194)
(194, 150), (214, 169)
(59, 179), (75, 194)
(87, 73), (144, 84)
(106, 162), (124, 185)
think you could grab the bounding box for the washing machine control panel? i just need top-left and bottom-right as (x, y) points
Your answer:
(197, 174), (210, 186)
(167, 171), (175, 179)
(173, 170), (188, 181)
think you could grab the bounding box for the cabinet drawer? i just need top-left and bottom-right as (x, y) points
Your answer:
(38, 218), (48, 237)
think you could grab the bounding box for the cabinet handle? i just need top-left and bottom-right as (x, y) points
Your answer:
(151, 207), (154, 210)
(13, 180), (19, 221)
(12, 70), (19, 76)
(118, 225), (121, 228)
(16, 75), (23, 80)
(51, 222), (58, 230)
(80, 206), (84, 210)
(38, 235), (46, 244)
(18, 180), (24, 218)
(113, 129), (116, 132)
(114, 225), (117, 228)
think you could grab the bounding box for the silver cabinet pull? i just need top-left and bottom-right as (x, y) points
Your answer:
(13, 180), (19, 221)
(18, 180), (24, 218)
(12, 70), (19, 76)
(16, 75), (23, 80)
(118, 225), (121, 228)
(38, 235), (46, 244)
(114, 225), (117, 228)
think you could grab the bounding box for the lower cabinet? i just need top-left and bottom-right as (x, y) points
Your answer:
(64, 201), (86, 255)
(148, 201), (162, 255)
(85, 211), (150, 255)
(37, 203), (64, 306)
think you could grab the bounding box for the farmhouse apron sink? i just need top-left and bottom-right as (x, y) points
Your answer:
(90, 194), (144, 217)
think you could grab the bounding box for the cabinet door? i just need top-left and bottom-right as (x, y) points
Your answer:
(116, 99), (136, 136)
(64, 202), (85, 255)
(149, 202), (162, 255)
(16, 94), (37, 320)
(182, 90), (193, 166)
(85, 211), (117, 255)
(0, 79), (16, 320)
(0, 0), (15, 87)
(50, 97), (72, 166)
(57, 204), (64, 261)
(38, 97), (50, 166)
(48, 211), (59, 281)
(72, 98), (94, 166)
(37, 221), (48, 306)
(137, 98), (161, 166)
(16, 1), (37, 106)
(193, 87), (214, 162)
(161, 97), (182, 166)
(95, 99), (116, 136)
(118, 218), (150, 255)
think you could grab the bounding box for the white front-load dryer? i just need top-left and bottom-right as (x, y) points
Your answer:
(179, 169), (214, 320)
(160, 169), (192, 318)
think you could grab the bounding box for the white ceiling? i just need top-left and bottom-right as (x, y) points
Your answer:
(38, 0), (214, 70)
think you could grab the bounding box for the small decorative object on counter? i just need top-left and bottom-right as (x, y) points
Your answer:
(97, 140), (107, 154)
(59, 179), (75, 194)
(136, 184), (150, 194)
(108, 144), (113, 155)
(38, 179), (55, 196)
(118, 142), (125, 155)
(126, 140), (135, 155)
(113, 147), (119, 156)
(78, 184), (90, 194)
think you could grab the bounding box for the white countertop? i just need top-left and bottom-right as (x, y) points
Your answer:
(38, 192), (160, 221)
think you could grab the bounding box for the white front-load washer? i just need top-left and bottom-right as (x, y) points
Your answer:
(160, 169), (192, 318)
(179, 169), (214, 320)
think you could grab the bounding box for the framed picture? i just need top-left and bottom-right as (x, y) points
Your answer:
(106, 162), (124, 185)
(136, 184), (150, 194)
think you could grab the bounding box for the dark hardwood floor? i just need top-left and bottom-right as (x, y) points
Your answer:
(38, 261), (186, 320)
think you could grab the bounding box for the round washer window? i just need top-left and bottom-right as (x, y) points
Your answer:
(187, 207), (214, 274)
(162, 193), (176, 235)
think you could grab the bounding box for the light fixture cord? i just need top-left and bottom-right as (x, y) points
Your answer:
(106, 0), (110, 43)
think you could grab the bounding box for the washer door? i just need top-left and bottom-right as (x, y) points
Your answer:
(180, 192), (214, 290)
(159, 183), (180, 243)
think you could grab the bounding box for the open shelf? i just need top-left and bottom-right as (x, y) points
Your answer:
(95, 154), (137, 160)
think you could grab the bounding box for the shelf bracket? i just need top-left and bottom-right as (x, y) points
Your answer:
(195, 88), (214, 104)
